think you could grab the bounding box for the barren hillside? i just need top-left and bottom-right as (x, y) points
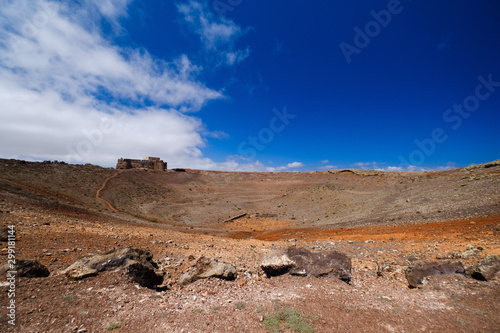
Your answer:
(0, 159), (499, 332)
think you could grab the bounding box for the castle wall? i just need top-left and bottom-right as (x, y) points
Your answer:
(116, 158), (167, 171)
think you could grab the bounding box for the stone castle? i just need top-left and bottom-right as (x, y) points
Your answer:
(116, 157), (167, 171)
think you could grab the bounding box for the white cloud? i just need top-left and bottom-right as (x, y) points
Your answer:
(0, 0), (215, 166)
(353, 161), (378, 168)
(195, 159), (305, 172)
(225, 48), (250, 66)
(353, 161), (455, 172)
(0, 68), (207, 166)
(0, 1), (223, 112)
(319, 165), (337, 170)
(177, 0), (249, 66)
(0, 0), (295, 172)
(375, 165), (455, 172)
(87, 0), (131, 20)
(321, 159), (329, 164)
(285, 162), (304, 169)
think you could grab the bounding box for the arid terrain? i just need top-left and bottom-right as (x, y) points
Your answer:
(0, 158), (499, 332)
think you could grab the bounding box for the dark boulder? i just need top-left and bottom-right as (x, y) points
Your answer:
(405, 261), (465, 288)
(0, 259), (50, 278)
(261, 247), (352, 283)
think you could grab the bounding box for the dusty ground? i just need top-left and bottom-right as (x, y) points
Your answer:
(0, 159), (499, 332)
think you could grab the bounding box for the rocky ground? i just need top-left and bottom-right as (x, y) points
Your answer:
(0, 159), (499, 332)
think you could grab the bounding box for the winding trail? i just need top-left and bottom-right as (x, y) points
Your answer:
(96, 171), (120, 212)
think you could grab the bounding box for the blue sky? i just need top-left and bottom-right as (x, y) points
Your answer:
(0, 0), (499, 171)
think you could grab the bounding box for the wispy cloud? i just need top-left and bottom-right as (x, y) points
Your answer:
(0, 1), (222, 112)
(376, 165), (456, 172)
(353, 161), (456, 172)
(226, 48), (250, 66)
(0, 0), (299, 172)
(272, 41), (286, 57)
(319, 165), (337, 170)
(0, 0), (224, 168)
(177, 0), (250, 66)
(87, 0), (132, 20)
(352, 161), (378, 168)
(283, 161), (304, 169)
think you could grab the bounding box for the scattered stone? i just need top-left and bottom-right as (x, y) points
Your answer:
(261, 247), (352, 283)
(0, 228), (9, 242)
(445, 245), (481, 260)
(178, 257), (237, 286)
(223, 213), (247, 223)
(0, 259), (50, 278)
(468, 255), (500, 281)
(405, 261), (465, 288)
(63, 247), (163, 288)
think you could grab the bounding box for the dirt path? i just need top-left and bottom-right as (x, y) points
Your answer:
(95, 171), (120, 211)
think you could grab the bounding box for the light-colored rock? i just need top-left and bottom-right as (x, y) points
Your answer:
(178, 257), (237, 286)
(63, 247), (163, 288)
(261, 249), (296, 276)
(469, 255), (500, 281)
(63, 263), (98, 280)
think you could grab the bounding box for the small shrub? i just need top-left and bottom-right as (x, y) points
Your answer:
(192, 308), (204, 314)
(264, 306), (315, 333)
(235, 301), (246, 309)
(256, 305), (265, 313)
(106, 322), (121, 331)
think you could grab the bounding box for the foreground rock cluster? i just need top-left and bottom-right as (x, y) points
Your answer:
(4, 247), (499, 291)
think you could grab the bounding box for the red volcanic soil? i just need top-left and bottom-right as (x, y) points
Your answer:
(254, 216), (500, 244)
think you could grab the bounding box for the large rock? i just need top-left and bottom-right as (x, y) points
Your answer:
(178, 257), (236, 286)
(0, 259), (50, 278)
(261, 247), (352, 283)
(468, 255), (500, 281)
(63, 247), (163, 288)
(405, 261), (465, 288)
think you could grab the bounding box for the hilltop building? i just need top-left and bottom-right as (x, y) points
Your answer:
(116, 157), (167, 171)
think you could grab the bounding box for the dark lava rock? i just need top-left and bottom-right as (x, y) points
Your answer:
(261, 247), (352, 283)
(405, 261), (465, 288)
(0, 259), (50, 278)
